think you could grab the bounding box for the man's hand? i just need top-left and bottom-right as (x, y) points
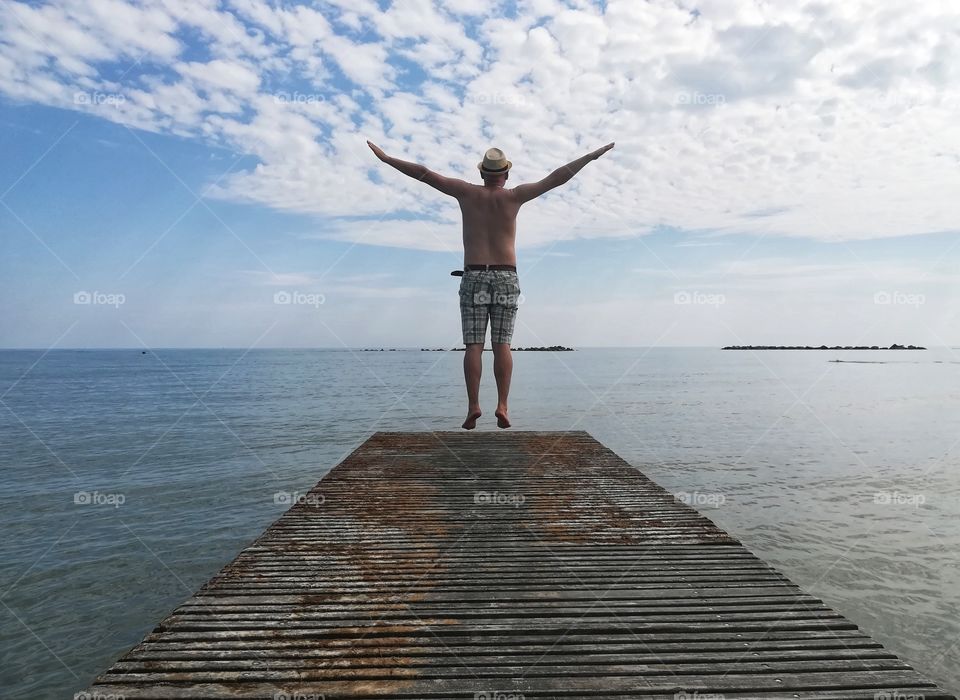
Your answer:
(367, 140), (389, 162)
(591, 142), (615, 160)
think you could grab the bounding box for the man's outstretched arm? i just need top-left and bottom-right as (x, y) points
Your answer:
(367, 140), (469, 198)
(513, 142), (614, 204)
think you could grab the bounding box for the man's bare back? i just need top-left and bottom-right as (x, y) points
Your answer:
(458, 185), (521, 266)
(367, 140), (614, 429)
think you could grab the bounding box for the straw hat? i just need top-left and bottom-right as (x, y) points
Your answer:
(477, 147), (512, 174)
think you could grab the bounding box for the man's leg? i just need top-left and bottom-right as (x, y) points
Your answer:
(489, 271), (520, 429)
(492, 342), (512, 428)
(459, 271), (489, 430)
(462, 343), (483, 429)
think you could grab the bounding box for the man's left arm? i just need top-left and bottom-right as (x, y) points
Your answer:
(367, 140), (469, 198)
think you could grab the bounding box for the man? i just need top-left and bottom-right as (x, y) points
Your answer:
(367, 139), (615, 429)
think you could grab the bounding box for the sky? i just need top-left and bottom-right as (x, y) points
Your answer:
(1, 0), (958, 349)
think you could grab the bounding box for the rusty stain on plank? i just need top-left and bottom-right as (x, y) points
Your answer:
(80, 431), (956, 698)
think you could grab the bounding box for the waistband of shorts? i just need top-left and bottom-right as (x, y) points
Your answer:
(464, 263), (516, 272)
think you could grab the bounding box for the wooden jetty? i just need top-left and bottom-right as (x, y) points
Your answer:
(81, 431), (956, 698)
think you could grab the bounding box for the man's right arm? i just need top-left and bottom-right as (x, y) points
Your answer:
(512, 142), (615, 204)
(367, 140), (470, 198)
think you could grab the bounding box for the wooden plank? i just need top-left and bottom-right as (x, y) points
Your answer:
(80, 431), (956, 698)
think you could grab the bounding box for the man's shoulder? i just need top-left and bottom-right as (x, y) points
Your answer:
(458, 182), (511, 198)
(466, 184), (524, 196)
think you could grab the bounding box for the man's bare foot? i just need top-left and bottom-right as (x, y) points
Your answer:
(495, 407), (511, 429)
(462, 408), (482, 430)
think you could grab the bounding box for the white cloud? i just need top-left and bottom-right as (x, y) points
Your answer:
(243, 270), (320, 286)
(238, 269), (432, 299)
(176, 58), (261, 93)
(299, 217), (464, 254)
(633, 256), (959, 295)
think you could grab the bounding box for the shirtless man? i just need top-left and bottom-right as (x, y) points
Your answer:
(367, 140), (615, 429)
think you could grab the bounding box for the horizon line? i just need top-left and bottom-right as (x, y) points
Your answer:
(0, 345), (951, 351)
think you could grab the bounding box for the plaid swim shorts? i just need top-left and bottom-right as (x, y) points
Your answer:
(459, 269), (521, 345)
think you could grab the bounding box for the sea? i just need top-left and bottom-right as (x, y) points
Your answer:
(0, 347), (957, 697)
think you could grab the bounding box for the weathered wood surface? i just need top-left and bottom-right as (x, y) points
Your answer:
(82, 431), (955, 699)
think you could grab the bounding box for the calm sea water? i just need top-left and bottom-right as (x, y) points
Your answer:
(1, 347), (958, 697)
